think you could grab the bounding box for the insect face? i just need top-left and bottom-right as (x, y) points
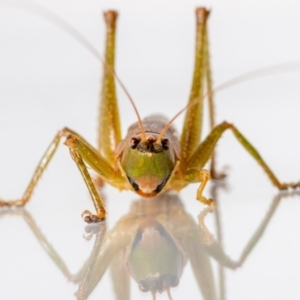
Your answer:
(120, 133), (175, 197)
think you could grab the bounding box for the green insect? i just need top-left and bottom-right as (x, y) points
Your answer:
(0, 7), (299, 223)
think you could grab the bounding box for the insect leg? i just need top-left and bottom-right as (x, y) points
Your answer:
(183, 121), (300, 205)
(98, 11), (122, 164)
(228, 124), (300, 189)
(0, 132), (61, 207)
(183, 168), (214, 205)
(180, 8), (222, 179)
(62, 128), (125, 223)
(0, 127), (125, 222)
(203, 27), (225, 180)
(180, 8), (210, 166)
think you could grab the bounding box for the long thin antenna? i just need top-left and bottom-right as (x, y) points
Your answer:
(156, 61), (300, 142)
(5, 1), (300, 142)
(2, 0), (146, 139)
(103, 56), (146, 140)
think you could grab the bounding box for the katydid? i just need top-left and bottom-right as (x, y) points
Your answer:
(0, 8), (299, 223)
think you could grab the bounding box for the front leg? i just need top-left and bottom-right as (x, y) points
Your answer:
(184, 168), (215, 206)
(64, 135), (106, 223)
(62, 128), (126, 223)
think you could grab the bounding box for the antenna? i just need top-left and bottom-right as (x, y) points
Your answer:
(156, 61), (300, 142)
(6, 1), (300, 142)
(3, 0), (146, 139)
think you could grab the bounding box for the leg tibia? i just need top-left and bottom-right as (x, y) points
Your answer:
(229, 125), (299, 189)
(98, 11), (122, 165)
(0, 133), (61, 207)
(63, 128), (125, 222)
(186, 121), (300, 190)
(180, 8), (210, 164)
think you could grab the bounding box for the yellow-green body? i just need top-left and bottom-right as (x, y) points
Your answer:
(1, 8), (299, 223)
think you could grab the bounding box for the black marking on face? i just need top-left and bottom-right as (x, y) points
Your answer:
(155, 177), (169, 193)
(127, 176), (139, 191)
(126, 176), (169, 194)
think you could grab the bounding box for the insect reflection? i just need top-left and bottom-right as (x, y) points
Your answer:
(2, 187), (296, 299)
(76, 190), (280, 300)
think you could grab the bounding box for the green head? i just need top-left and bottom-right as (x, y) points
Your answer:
(120, 134), (176, 197)
(127, 219), (183, 295)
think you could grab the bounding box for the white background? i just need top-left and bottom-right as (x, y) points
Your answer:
(0, 0), (300, 299)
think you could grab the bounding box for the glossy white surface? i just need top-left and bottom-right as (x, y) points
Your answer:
(0, 0), (300, 299)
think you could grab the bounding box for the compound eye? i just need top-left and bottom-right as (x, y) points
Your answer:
(127, 176), (139, 191)
(130, 137), (140, 149)
(162, 138), (169, 150)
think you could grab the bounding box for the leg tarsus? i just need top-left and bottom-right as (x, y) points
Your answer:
(197, 195), (215, 206)
(0, 199), (25, 207)
(278, 181), (300, 190)
(82, 210), (106, 223)
(294, 182), (300, 189)
(196, 169), (215, 205)
(184, 169), (216, 206)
